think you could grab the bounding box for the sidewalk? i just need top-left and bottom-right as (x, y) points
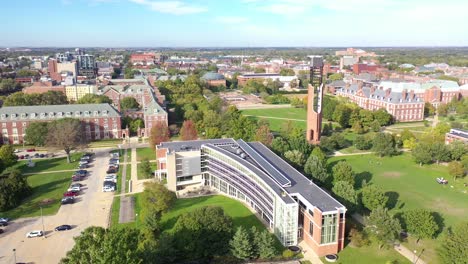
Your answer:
(351, 213), (427, 264)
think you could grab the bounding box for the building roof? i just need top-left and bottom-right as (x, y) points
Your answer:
(201, 72), (225, 81)
(339, 84), (424, 104)
(159, 138), (236, 152)
(0, 103), (120, 121)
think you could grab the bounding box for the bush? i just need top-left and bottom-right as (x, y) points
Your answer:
(282, 249), (295, 259)
(348, 228), (369, 247)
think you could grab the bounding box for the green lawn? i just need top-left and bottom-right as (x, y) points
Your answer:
(2, 172), (71, 219)
(328, 153), (468, 263)
(334, 244), (411, 264)
(137, 161), (157, 180)
(88, 139), (123, 148)
(110, 196), (121, 227)
(125, 164), (131, 193)
(136, 148), (155, 161)
(242, 107), (307, 120)
(15, 152), (82, 174)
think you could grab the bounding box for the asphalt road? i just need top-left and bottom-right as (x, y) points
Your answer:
(0, 148), (115, 264)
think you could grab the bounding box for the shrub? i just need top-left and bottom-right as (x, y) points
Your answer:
(282, 249), (295, 259)
(348, 228), (369, 247)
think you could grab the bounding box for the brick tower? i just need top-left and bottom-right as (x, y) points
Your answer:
(306, 56), (324, 144)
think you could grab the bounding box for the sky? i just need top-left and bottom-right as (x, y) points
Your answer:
(1, 0), (467, 47)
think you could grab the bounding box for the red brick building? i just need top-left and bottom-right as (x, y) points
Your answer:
(353, 63), (379, 75)
(130, 53), (158, 65)
(23, 81), (65, 94)
(0, 104), (124, 144)
(445, 129), (468, 144)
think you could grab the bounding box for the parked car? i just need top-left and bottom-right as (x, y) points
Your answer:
(104, 176), (117, 183)
(106, 167), (118, 174)
(13, 149), (20, 153)
(0, 228), (4, 234)
(75, 170), (87, 176)
(0, 218), (9, 223)
(19, 155), (25, 159)
(26, 230), (43, 238)
(63, 191), (78, 197)
(26, 148), (36, 152)
(110, 153), (119, 158)
(55, 225), (72, 231)
(0, 221), (8, 227)
(34, 153), (40, 158)
(109, 158), (119, 164)
(24, 154), (30, 158)
(71, 183), (83, 188)
(78, 164), (89, 169)
(78, 161), (89, 165)
(83, 152), (94, 157)
(72, 176), (83, 182)
(39, 153), (45, 158)
(68, 186), (81, 193)
(102, 185), (115, 192)
(61, 197), (75, 205)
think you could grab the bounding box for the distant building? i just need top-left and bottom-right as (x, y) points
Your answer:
(339, 56), (359, 69)
(336, 82), (425, 122)
(15, 76), (36, 84)
(353, 63), (379, 75)
(65, 84), (97, 102)
(156, 139), (346, 256)
(335, 48), (377, 57)
(33, 60), (44, 70)
(76, 54), (96, 78)
(23, 81), (65, 94)
(445, 129), (468, 144)
(237, 73), (299, 90)
(130, 53), (164, 65)
(0, 104), (123, 144)
(201, 72), (226, 87)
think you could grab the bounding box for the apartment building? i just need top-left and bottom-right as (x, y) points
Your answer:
(156, 139), (346, 256)
(0, 104), (123, 144)
(65, 84), (97, 102)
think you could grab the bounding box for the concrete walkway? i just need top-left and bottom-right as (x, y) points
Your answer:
(243, 115), (306, 122)
(119, 148), (135, 223)
(298, 241), (323, 264)
(351, 213), (427, 264)
(22, 169), (77, 175)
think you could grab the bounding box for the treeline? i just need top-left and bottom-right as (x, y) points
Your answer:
(1, 92), (115, 106)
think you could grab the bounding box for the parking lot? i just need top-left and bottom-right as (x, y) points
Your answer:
(0, 148), (115, 264)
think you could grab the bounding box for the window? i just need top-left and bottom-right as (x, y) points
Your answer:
(40, 113), (46, 118)
(12, 128), (18, 134)
(11, 114), (17, 119)
(309, 220), (314, 236)
(1, 114), (6, 119)
(93, 111), (99, 116)
(21, 113), (27, 119)
(1, 123), (6, 128)
(22, 122), (27, 127)
(30, 113), (36, 118)
(321, 214), (337, 244)
(57, 112), (63, 117)
(65, 112), (71, 117)
(84, 111), (90, 116)
(75, 111), (81, 116)
(49, 112), (55, 117)
(12, 122), (16, 127)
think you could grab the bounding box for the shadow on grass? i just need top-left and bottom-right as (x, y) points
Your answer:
(385, 191), (400, 210)
(355, 171), (373, 189)
(431, 211), (445, 238)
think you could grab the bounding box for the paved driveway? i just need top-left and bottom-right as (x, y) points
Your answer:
(0, 148), (115, 264)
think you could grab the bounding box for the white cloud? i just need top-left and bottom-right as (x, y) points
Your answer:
(129, 0), (207, 15)
(216, 16), (249, 24)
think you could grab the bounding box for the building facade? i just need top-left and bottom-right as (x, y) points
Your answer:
(445, 129), (468, 144)
(156, 139), (346, 256)
(65, 84), (97, 102)
(0, 104), (124, 144)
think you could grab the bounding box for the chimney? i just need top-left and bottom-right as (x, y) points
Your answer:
(401, 89), (407, 100)
(358, 81), (363, 90)
(370, 85), (376, 94)
(409, 90), (415, 100)
(385, 88), (392, 98)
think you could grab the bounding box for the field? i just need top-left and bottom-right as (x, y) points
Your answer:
(136, 148), (155, 161)
(335, 243), (411, 264)
(2, 172), (71, 219)
(328, 153), (468, 263)
(15, 153), (82, 174)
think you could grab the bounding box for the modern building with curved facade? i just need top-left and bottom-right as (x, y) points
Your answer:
(156, 138), (346, 256)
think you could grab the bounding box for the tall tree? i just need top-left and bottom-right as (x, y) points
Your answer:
(271, 137), (290, 155)
(0, 169), (31, 211)
(304, 154), (329, 184)
(257, 230), (277, 259)
(173, 206), (233, 262)
(46, 118), (88, 163)
(373, 108), (393, 126)
(361, 185), (388, 211)
(332, 161), (355, 186)
(365, 207), (401, 249)
(255, 125), (273, 146)
(372, 132), (396, 157)
(448, 161), (465, 180)
(403, 209), (438, 242)
(311, 147), (327, 165)
(431, 142), (451, 164)
(332, 181), (358, 212)
(120, 97), (140, 111)
(149, 121), (170, 150)
(0, 145), (18, 167)
(139, 158), (153, 179)
(180, 120), (198, 141)
(449, 141), (468, 161)
(24, 122), (49, 146)
(438, 221), (468, 264)
(230, 226), (254, 260)
(284, 150), (306, 168)
(412, 142), (433, 165)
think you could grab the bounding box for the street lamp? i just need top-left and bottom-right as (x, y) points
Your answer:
(413, 250), (417, 264)
(40, 206), (45, 238)
(135, 213), (138, 228)
(13, 248), (16, 264)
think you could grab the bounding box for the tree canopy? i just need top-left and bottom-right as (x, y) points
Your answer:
(403, 209), (438, 241)
(3, 91), (68, 106)
(361, 185), (388, 211)
(120, 97), (140, 111)
(365, 207), (401, 249)
(46, 118), (88, 163)
(149, 121), (170, 150)
(24, 122), (49, 146)
(438, 221), (468, 264)
(76, 94), (113, 104)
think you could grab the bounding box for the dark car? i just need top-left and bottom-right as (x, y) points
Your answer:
(75, 170), (87, 176)
(19, 155), (25, 159)
(61, 197), (75, 205)
(78, 164), (89, 169)
(55, 224), (72, 231)
(83, 152), (94, 157)
(0, 221), (8, 227)
(106, 167), (118, 174)
(39, 154), (45, 158)
(0, 228), (4, 234)
(63, 191), (78, 197)
(72, 176), (82, 182)
(34, 153), (40, 158)
(24, 154), (30, 158)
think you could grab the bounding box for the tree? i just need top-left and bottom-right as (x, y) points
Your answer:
(370, 120), (381, 132)
(431, 142), (451, 164)
(173, 206), (233, 262)
(449, 141), (468, 161)
(304, 155), (329, 183)
(271, 137), (290, 155)
(373, 108), (393, 126)
(365, 207), (401, 249)
(372, 132), (396, 157)
(403, 209), (438, 242)
(24, 122), (49, 146)
(448, 161), (465, 180)
(141, 182), (176, 216)
(180, 120), (198, 141)
(130, 118), (145, 135)
(76, 94), (113, 104)
(0, 145), (18, 167)
(332, 161), (355, 185)
(46, 118), (88, 163)
(257, 230), (277, 259)
(352, 121), (365, 134)
(412, 142), (433, 165)
(311, 147), (327, 165)
(120, 97), (140, 111)
(328, 73), (344, 81)
(230, 226), (253, 260)
(60, 226), (143, 264)
(437, 103), (448, 116)
(403, 138), (417, 150)
(333, 104), (352, 128)
(424, 102), (436, 117)
(284, 150), (306, 168)
(361, 185), (388, 211)
(255, 125), (273, 146)
(0, 78), (22, 95)
(149, 121), (170, 150)
(279, 68), (295, 76)
(0, 169), (31, 211)
(355, 135), (372, 150)
(438, 221), (468, 264)
(139, 158), (153, 179)
(332, 181), (358, 212)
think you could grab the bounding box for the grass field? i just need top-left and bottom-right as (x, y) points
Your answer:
(136, 148), (155, 161)
(2, 172), (71, 219)
(88, 139), (123, 148)
(335, 243), (411, 264)
(328, 153), (468, 263)
(110, 196), (121, 227)
(15, 152), (82, 174)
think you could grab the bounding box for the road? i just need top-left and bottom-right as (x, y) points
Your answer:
(0, 148), (115, 264)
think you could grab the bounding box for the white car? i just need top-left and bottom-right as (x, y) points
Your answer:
(102, 186), (115, 192)
(26, 230), (43, 238)
(68, 186), (81, 192)
(78, 161), (88, 165)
